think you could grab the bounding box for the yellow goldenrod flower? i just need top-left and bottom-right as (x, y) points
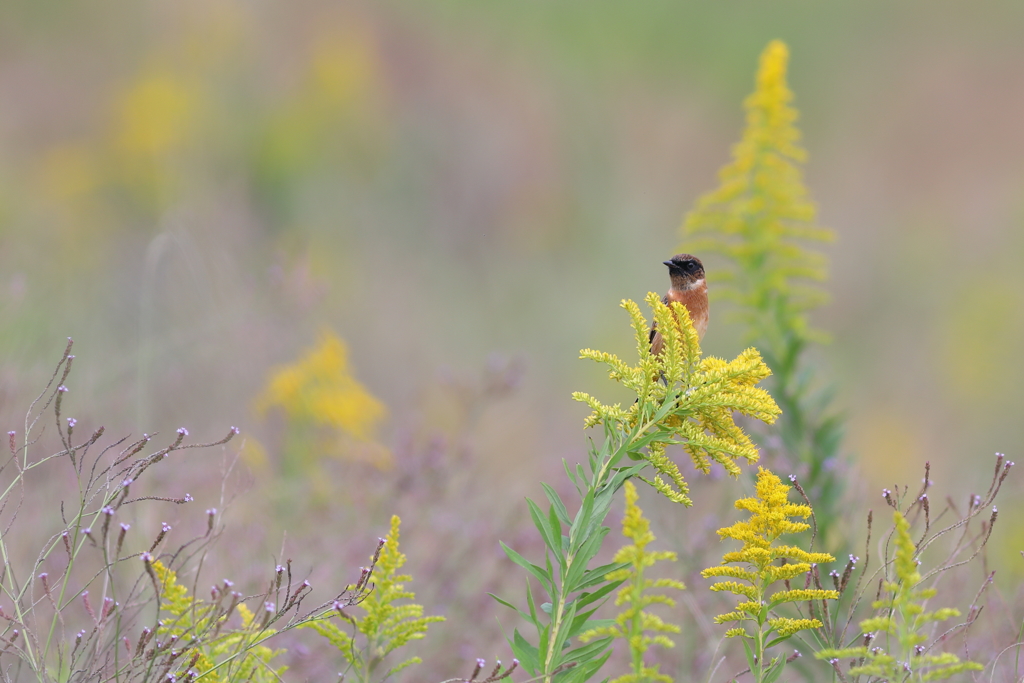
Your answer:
(150, 559), (285, 682)
(682, 40), (833, 346)
(579, 481), (685, 683)
(815, 511), (984, 680)
(115, 73), (200, 158)
(256, 330), (391, 471)
(702, 467), (838, 682)
(304, 516), (444, 679)
(575, 294), (780, 505)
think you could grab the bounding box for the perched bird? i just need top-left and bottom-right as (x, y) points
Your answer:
(649, 254), (708, 355)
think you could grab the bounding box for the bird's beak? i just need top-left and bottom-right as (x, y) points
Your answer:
(663, 260), (675, 268)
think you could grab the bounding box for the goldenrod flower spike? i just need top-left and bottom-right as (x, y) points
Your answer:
(683, 39), (833, 343)
(815, 511), (983, 680)
(574, 296), (780, 506)
(702, 467), (838, 682)
(305, 516), (444, 679)
(255, 330), (391, 472)
(579, 481), (685, 683)
(150, 559), (286, 681)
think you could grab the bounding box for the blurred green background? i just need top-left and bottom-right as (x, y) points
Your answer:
(1, 0), (1022, 678)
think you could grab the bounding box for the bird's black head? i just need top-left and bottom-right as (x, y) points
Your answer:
(663, 254), (704, 280)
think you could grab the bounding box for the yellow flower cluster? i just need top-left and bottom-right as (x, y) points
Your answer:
(579, 481), (684, 683)
(573, 293), (780, 505)
(304, 516), (444, 678)
(151, 559), (285, 682)
(815, 511), (984, 679)
(682, 40), (834, 343)
(702, 467), (837, 639)
(256, 330), (391, 470)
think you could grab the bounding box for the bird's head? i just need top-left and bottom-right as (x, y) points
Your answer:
(663, 254), (705, 288)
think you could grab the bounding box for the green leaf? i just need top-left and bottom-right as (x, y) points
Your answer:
(741, 637), (757, 675)
(550, 600), (578, 662)
(542, 483), (572, 527)
(565, 606), (602, 640)
(568, 491), (595, 553)
(565, 526), (610, 590)
(576, 562), (628, 592)
(526, 580), (539, 626)
(573, 576), (623, 609)
(488, 593), (534, 626)
(559, 647), (613, 683)
(564, 458), (583, 494)
(763, 656), (787, 683)
(511, 628), (540, 675)
(562, 635), (614, 665)
(527, 498), (558, 554)
(549, 505), (565, 553)
(501, 542), (553, 596)
(580, 487), (615, 542)
(607, 464), (646, 493)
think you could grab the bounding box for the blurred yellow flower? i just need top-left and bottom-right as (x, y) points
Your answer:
(683, 39), (834, 344)
(115, 73), (199, 157)
(256, 331), (390, 469)
(311, 35), (380, 109)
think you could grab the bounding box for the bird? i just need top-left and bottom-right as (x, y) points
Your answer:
(649, 254), (708, 356)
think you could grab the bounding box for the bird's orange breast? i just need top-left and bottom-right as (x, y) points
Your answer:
(651, 281), (708, 355)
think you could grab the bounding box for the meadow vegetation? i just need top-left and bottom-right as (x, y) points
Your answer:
(0, 37), (1017, 683)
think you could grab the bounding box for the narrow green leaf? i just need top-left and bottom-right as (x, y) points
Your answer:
(502, 542), (553, 596)
(525, 580), (539, 627)
(763, 656), (786, 683)
(550, 600), (578, 660)
(607, 464), (646, 492)
(573, 578), (623, 610)
(559, 647), (613, 683)
(563, 458), (579, 488)
(564, 606), (602, 639)
(568, 491), (595, 552)
(741, 637), (757, 674)
(549, 505), (565, 553)
(511, 628), (540, 675)
(562, 635), (614, 666)
(527, 498), (558, 554)
(565, 527), (610, 590)
(542, 483), (572, 526)
(488, 593), (534, 626)
(578, 486), (615, 546)
(576, 562), (628, 592)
